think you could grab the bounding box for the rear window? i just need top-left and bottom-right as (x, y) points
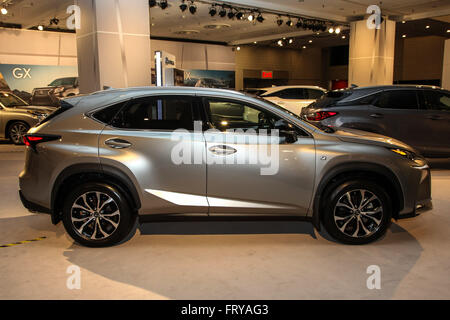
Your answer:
(92, 102), (126, 124)
(313, 90), (352, 108)
(38, 100), (74, 125)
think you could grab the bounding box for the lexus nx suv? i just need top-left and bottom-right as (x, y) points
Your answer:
(19, 87), (431, 247)
(301, 85), (450, 158)
(0, 91), (55, 144)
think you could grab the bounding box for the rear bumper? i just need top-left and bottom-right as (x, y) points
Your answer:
(19, 190), (51, 215)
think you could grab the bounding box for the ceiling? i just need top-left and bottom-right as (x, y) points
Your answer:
(0, 0), (449, 46)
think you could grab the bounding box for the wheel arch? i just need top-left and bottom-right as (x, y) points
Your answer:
(312, 162), (404, 230)
(51, 163), (141, 224)
(5, 119), (31, 138)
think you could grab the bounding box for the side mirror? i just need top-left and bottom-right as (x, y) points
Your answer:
(274, 119), (298, 144)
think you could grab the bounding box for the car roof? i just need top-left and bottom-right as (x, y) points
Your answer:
(261, 85), (327, 94)
(90, 86), (245, 97)
(352, 84), (445, 92)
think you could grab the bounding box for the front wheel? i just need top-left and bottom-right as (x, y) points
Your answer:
(322, 180), (392, 245)
(62, 182), (136, 247)
(9, 121), (29, 145)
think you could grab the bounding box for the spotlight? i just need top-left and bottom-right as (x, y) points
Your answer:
(236, 11), (243, 20)
(286, 18), (293, 27)
(288, 38), (293, 44)
(209, 5), (217, 16)
(219, 7), (226, 18)
(228, 9), (235, 19)
(248, 13), (254, 22)
(236, 46), (241, 51)
(296, 19), (302, 28)
(328, 26), (334, 33)
(277, 40), (283, 46)
(50, 18), (59, 25)
(149, 0), (157, 7)
(188, 2), (196, 14)
(320, 24), (327, 32)
(306, 20), (314, 30)
(37, 25), (44, 31)
(160, 0), (168, 10)
(1, 7), (7, 15)
(335, 27), (341, 34)
(312, 21), (321, 32)
(276, 16), (283, 26)
(256, 13), (264, 23)
(179, 1), (187, 12)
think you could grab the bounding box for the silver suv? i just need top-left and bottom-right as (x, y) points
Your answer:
(19, 87), (432, 247)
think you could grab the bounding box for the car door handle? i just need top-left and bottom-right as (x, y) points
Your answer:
(105, 138), (132, 149)
(209, 145), (237, 155)
(427, 115), (443, 120)
(370, 113), (383, 118)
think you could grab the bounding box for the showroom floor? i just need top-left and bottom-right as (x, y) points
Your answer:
(0, 143), (449, 300)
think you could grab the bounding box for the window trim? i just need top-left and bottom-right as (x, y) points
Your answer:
(373, 89), (420, 110)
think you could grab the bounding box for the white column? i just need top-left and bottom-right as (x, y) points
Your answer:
(75, 0), (151, 94)
(442, 39), (450, 90)
(348, 19), (396, 87)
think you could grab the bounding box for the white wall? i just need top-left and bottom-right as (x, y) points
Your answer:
(0, 28), (77, 66)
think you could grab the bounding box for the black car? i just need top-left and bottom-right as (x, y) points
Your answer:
(301, 85), (450, 158)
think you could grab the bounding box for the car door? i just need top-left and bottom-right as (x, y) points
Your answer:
(370, 89), (426, 153)
(419, 89), (450, 157)
(98, 95), (208, 215)
(202, 96), (316, 216)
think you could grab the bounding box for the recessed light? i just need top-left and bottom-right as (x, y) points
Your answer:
(236, 46), (241, 51)
(302, 45), (306, 49)
(308, 40), (312, 43)
(447, 29), (450, 33)
(402, 34), (406, 38)
(402, 20), (406, 24)
(425, 25), (430, 29)
(342, 35), (346, 39)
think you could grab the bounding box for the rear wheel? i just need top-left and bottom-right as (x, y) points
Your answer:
(62, 182), (136, 247)
(322, 180), (392, 245)
(9, 121), (29, 145)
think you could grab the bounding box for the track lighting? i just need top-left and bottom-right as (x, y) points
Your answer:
(179, 0), (187, 12)
(277, 16), (283, 26)
(256, 13), (264, 23)
(209, 5), (217, 16)
(228, 9), (235, 19)
(188, 1), (196, 14)
(149, 0), (157, 7)
(335, 27), (341, 34)
(159, 0), (168, 10)
(328, 26), (334, 33)
(218, 6), (226, 18)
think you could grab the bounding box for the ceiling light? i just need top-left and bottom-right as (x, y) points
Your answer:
(425, 25), (430, 29)
(219, 7), (226, 18)
(50, 18), (59, 25)
(253, 41), (257, 44)
(276, 16), (283, 26)
(227, 9), (235, 19)
(179, 1), (187, 12)
(342, 35), (346, 39)
(288, 38), (293, 44)
(402, 20), (406, 23)
(308, 40), (312, 43)
(236, 46), (241, 51)
(286, 18), (293, 27)
(447, 29), (450, 33)
(302, 46), (307, 49)
(236, 11), (243, 20)
(296, 19), (302, 28)
(328, 27), (334, 33)
(277, 40), (283, 46)
(335, 27), (341, 34)
(209, 5), (217, 16)
(256, 13), (264, 23)
(188, 2), (196, 14)
(149, 0), (157, 7)
(37, 25), (44, 31)
(160, 0), (168, 10)
(402, 34), (406, 38)
(1, 7), (7, 15)
(248, 14), (254, 22)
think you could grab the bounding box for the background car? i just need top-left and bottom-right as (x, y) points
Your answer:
(259, 85), (326, 115)
(31, 77), (80, 107)
(0, 91), (55, 144)
(301, 85), (450, 159)
(19, 87), (431, 247)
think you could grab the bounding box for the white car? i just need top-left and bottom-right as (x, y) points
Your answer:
(258, 86), (326, 115)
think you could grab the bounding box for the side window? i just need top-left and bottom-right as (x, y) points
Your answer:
(424, 90), (450, 111)
(356, 93), (378, 105)
(92, 102), (126, 124)
(111, 96), (195, 130)
(265, 88), (308, 100)
(375, 90), (418, 109)
(307, 89), (325, 100)
(206, 99), (281, 131)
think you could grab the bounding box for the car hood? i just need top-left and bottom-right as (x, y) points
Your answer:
(6, 105), (57, 114)
(332, 127), (416, 153)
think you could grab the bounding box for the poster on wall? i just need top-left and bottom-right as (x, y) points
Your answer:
(0, 64), (78, 104)
(184, 70), (235, 89)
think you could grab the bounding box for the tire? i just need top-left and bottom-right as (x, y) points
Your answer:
(62, 182), (136, 247)
(322, 180), (392, 245)
(8, 121), (29, 145)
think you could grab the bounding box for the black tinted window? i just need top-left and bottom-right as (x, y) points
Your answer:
(93, 102), (126, 124)
(266, 88), (308, 100)
(307, 89), (324, 99)
(207, 99), (280, 131)
(424, 90), (450, 111)
(376, 90), (418, 109)
(111, 96), (195, 130)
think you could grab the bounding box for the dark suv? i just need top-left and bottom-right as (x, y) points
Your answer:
(301, 85), (450, 158)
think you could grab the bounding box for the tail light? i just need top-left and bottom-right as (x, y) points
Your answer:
(306, 111), (338, 121)
(23, 134), (60, 151)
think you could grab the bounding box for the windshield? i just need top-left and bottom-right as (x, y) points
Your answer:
(0, 92), (29, 108)
(48, 77), (77, 87)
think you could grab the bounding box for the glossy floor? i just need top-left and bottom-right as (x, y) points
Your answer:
(0, 145), (449, 299)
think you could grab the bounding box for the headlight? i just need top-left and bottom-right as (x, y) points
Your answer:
(389, 148), (418, 161)
(27, 110), (47, 121)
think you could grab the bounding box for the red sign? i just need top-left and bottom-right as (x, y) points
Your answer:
(261, 71), (273, 79)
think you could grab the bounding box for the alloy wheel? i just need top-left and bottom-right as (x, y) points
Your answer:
(333, 189), (383, 238)
(10, 123), (28, 144)
(71, 191), (121, 240)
